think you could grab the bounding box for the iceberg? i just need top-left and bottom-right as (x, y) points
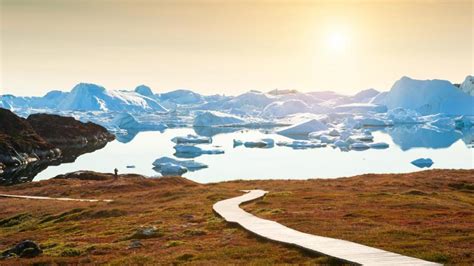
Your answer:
(460, 75), (474, 96)
(334, 103), (387, 113)
(380, 76), (474, 115)
(171, 134), (212, 144)
(386, 108), (422, 125)
(152, 156), (208, 171)
(261, 100), (312, 118)
(58, 83), (168, 112)
(454, 115), (474, 129)
(428, 116), (454, 129)
(134, 85), (155, 98)
(158, 89), (204, 105)
(277, 119), (328, 136)
(193, 111), (245, 127)
(411, 158), (434, 168)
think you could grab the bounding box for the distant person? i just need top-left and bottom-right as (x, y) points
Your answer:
(114, 168), (118, 179)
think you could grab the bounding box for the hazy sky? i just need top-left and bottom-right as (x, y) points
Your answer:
(0, 0), (472, 96)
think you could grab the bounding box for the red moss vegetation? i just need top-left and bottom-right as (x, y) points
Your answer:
(0, 169), (472, 264)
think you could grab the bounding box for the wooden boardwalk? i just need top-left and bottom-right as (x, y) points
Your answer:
(0, 193), (113, 202)
(213, 190), (440, 266)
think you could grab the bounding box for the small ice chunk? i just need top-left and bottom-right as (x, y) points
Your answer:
(328, 129), (340, 137)
(243, 138), (275, 148)
(354, 134), (374, 142)
(334, 139), (349, 148)
(277, 140), (325, 149)
(369, 142), (389, 149)
(174, 144), (224, 158)
(159, 163), (188, 176)
(153, 156), (208, 171)
(233, 139), (243, 147)
(350, 142), (370, 151)
(320, 135), (336, 144)
(411, 158), (433, 168)
(172, 134), (212, 144)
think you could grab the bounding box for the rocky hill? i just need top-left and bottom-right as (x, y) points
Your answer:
(27, 113), (114, 146)
(0, 108), (115, 185)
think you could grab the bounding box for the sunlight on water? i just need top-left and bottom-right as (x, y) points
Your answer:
(33, 128), (473, 183)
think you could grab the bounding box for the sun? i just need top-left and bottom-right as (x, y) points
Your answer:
(326, 31), (349, 53)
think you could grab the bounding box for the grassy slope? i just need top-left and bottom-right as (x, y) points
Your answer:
(0, 169), (472, 265)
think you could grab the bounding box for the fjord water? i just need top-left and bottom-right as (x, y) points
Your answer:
(33, 127), (473, 183)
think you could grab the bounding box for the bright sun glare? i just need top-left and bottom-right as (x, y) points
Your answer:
(326, 31), (348, 53)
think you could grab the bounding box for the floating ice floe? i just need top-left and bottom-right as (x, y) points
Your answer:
(277, 119), (328, 136)
(333, 139), (349, 148)
(240, 138), (275, 148)
(158, 163), (188, 176)
(353, 133), (374, 142)
(277, 140), (326, 149)
(369, 142), (389, 149)
(174, 144), (224, 158)
(233, 139), (243, 147)
(171, 134), (212, 144)
(152, 156), (208, 171)
(411, 158), (434, 168)
(350, 142), (370, 151)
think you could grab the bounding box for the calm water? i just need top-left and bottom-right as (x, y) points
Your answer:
(33, 126), (473, 183)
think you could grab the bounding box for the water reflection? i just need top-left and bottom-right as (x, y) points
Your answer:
(1, 124), (472, 185)
(385, 125), (463, 150)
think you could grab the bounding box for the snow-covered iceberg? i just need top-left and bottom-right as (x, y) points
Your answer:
(261, 100), (313, 118)
(460, 75), (474, 96)
(380, 76), (474, 115)
(277, 119), (328, 136)
(58, 83), (168, 112)
(193, 111), (245, 127)
(334, 103), (387, 113)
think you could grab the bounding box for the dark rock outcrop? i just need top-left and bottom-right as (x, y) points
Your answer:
(1, 240), (42, 259)
(0, 109), (60, 167)
(27, 113), (114, 146)
(0, 108), (115, 185)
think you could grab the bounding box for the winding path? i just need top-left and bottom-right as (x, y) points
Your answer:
(213, 190), (440, 266)
(0, 193), (113, 202)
